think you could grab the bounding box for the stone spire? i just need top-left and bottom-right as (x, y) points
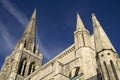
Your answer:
(17, 9), (37, 51)
(92, 13), (116, 52)
(74, 13), (91, 48)
(76, 13), (86, 30)
(23, 8), (36, 41)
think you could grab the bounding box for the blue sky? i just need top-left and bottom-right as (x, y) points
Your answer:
(0, 0), (120, 68)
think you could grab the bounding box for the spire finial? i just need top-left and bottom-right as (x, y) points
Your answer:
(92, 13), (95, 17)
(76, 13), (86, 30)
(92, 13), (101, 28)
(31, 8), (36, 19)
(23, 8), (36, 35)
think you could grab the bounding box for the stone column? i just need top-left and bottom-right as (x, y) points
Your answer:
(107, 62), (116, 80)
(100, 62), (109, 80)
(54, 60), (63, 80)
(112, 61), (120, 80)
(20, 60), (27, 76)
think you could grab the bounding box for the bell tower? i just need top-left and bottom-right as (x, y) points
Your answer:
(0, 9), (43, 80)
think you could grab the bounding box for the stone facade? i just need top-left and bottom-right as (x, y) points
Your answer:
(0, 9), (120, 80)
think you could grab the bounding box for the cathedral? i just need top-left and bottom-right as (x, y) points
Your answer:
(0, 9), (120, 80)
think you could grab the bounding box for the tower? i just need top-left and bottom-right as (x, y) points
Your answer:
(74, 14), (98, 80)
(92, 14), (120, 80)
(0, 9), (42, 80)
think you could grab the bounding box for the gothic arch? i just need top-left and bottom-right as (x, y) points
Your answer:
(28, 62), (36, 75)
(24, 40), (27, 48)
(18, 57), (28, 76)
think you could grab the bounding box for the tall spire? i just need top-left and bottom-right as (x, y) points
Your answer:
(23, 8), (36, 39)
(92, 13), (116, 52)
(17, 9), (37, 51)
(76, 13), (86, 30)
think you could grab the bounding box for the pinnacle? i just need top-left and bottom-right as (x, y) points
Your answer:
(91, 13), (95, 17)
(76, 13), (86, 30)
(92, 13), (101, 27)
(24, 8), (36, 34)
(31, 8), (36, 19)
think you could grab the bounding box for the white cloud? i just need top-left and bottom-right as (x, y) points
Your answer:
(0, 0), (28, 27)
(0, 0), (52, 60)
(0, 21), (14, 50)
(36, 34), (52, 60)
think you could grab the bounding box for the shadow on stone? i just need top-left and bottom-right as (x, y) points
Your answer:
(86, 73), (102, 80)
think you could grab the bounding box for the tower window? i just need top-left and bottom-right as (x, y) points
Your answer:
(28, 62), (35, 75)
(23, 40), (27, 48)
(22, 61), (27, 76)
(18, 58), (27, 76)
(33, 46), (36, 53)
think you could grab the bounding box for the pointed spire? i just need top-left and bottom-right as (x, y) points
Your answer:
(31, 8), (36, 19)
(76, 13), (86, 30)
(74, 13), (91, 48)
(18, 8), (37, 51)
(92, 13), (116, 52)
(23, 8), (36, 36)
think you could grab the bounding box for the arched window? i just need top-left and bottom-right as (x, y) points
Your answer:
(33, 46), (36, 53)
(28, 62), (35, 75)
(110, 60), (119, 80)
(18, 58), (27, 76)
(24, 41), (27, 48)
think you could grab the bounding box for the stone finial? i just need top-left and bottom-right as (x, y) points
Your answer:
(76, 13), (86, 30)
